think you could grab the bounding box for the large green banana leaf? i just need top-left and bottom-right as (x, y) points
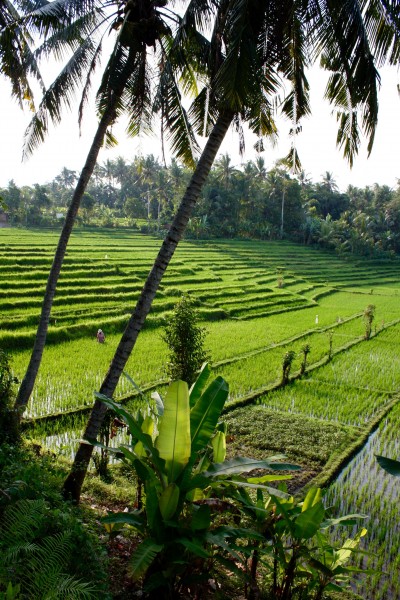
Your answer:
(190, 375), (228, 457)
(156, 381), (191, 483)
(189, 362), (212, 408)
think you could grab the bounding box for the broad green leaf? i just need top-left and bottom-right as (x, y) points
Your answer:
(247, 474), (292, 484)
(332, 528), (367, 568)
(176, 538), (210, 558)
(307, 557), (333, 577)
(134, 416), (154, 458)
(186, 488), (206, 502)
(156, 381), (191, 482)
(129, 539), (163, 581)
(376, 454), (400, 476)
(189, 362), (212, 408)
(321, 514), (367, 529)
(102, 511), (145, 531)
(191, 504), (211, 530)
(294, 501), (325, 539)
(145, 479), (162, 532)
(325, 582), (344, 592)
(228, 479), (289, 498)
(190, 376), (228, 457)
(159, 483), (179, 521)
(203, 457), (299, 477)
(212, 431), (226, 463)
(95, 393), (161, 466)
(302, 487), (322, 512)
(151, 390), (164, 416)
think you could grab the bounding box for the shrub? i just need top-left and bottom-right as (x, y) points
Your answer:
(0, 349), (19, 444)
(162, 295), (209, 385)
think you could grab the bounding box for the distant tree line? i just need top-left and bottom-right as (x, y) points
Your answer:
(2, 153), (400, 257)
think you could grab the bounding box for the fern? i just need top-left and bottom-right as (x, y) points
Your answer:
(0, 499), (99, 599)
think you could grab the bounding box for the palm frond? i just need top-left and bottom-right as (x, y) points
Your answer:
(79, 37), (104, 131)
(154, 49), (200, 168)
(0, 0), (41, 106)
(316, 0), (380, 165)
(96, 43), (137, 116)
(23, 36), (99, 158)
(33, 10), (103, 63)
(213, 0), (253, 111)
(362, 0), (400, 65)
(174, 0), (216, 37)
(125, 48), (153, 138)
(188, 85), (220, 137)
(15, 0), (100, 38)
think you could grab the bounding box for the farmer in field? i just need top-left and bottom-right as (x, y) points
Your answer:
(97, 329), (105, 343)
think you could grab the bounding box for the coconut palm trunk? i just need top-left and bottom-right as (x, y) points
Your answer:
(62, 108), (234, 503)
(15, 56), (136, 414)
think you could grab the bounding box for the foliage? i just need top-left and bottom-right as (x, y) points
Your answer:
(95, 366), (299, 597)
(376, 454), (400, 476)
(234, 486), (368, 600)
(300, 344), (311, 376)
(162, 295), (209, 385)
(0, 443), (109, 598)
(0, 349), (19, 444)
(0, 499), (99, 599)
(363, 304), (376, 340)
(281, 350), (296, 385)
(4, 154), (400, 257)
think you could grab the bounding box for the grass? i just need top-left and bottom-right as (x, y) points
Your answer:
(3, 227), (400, 600)
(224, 405), (360, 491)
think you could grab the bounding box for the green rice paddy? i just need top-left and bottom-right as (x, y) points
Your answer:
(2, 227), (400, 600)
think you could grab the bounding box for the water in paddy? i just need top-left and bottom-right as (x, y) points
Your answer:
(325, 401), (400, 600)
(28, 410), (134, 463)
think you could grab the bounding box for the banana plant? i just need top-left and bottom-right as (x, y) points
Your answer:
(93, 364), (299, 597)
(253, 487), (369, 600)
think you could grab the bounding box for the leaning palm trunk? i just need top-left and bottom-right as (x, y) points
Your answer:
(15, 61), (135, 414)
(63, 108), (234, 503)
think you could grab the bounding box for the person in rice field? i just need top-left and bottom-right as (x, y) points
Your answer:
(97, 329), (105, 343)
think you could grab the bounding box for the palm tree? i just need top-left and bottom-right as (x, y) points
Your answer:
(215, 153), (238, 187)
(321, 171), (339, 193)
(13, 0), (206, 412)
(62, 0), (400, 502)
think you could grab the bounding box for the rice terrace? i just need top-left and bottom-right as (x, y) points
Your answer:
(2, 227), (400, 599)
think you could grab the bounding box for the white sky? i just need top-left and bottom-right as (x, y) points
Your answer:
(1, 65), (399, 193)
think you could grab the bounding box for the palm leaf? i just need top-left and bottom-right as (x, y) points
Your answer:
(23, 35), (99, 157)
(102, 511), (146, 531)
(317, 0), (380, 165)
(154, 49), (200, 168)
(125, 48), (153, 138)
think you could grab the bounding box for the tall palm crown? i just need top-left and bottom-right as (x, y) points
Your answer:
(0, 0), (210, 157)
(194, 0), (400, 170)
(1, 0), (211, 166)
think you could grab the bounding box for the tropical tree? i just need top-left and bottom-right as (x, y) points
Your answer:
(13, 0), (205, 412)
(63, 0), (400, 503)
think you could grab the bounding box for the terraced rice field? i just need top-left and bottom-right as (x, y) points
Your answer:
(2, 227), (400, 600)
